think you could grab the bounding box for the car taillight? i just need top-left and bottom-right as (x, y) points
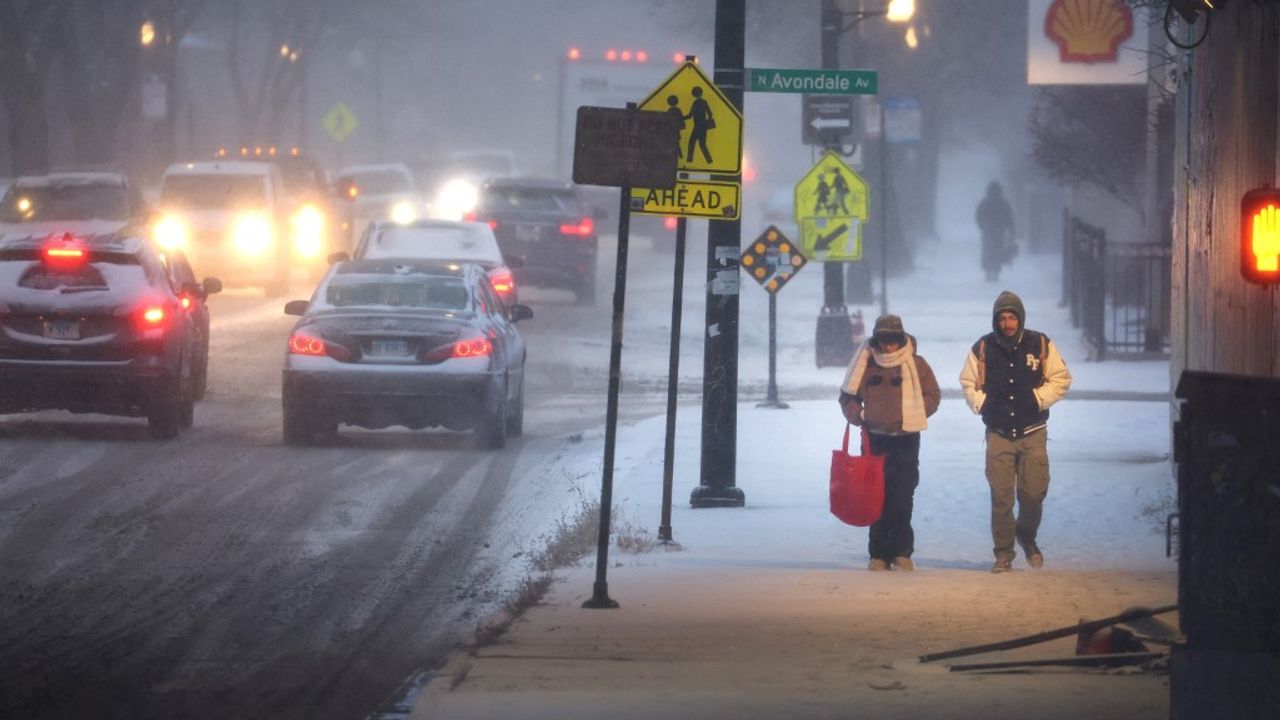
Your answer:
(423, 334), (492, 362)
(490, 272), (514, 295)
(559, 217), (594, 236)
(663, 216), (678, 231)
(135, 300), (172, 339)
(288, 331), (354, 361)
(464, 212), (499, 231)
(179, 295), (192, 310)
(43, 235), (88, 266)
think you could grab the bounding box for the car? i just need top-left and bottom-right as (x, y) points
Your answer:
(468, 177), (602, 304)
(0, 172), (148, 241)
(281, 259), (532, 448)
(334, 163), (423, 232)
(153, 160), (292, 295)
(0, 232), (221, 438)
(416, 148), (519, 220)
(352, 218), (519, 306)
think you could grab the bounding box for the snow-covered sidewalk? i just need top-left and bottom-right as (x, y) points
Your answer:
(411, 234), (1177, 719)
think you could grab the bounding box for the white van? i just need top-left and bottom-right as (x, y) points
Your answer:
(154, 161), (291, 294)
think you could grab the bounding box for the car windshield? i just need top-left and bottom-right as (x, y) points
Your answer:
(342, 170), (411, 195)
(275, 157), (326, 192)
(160, 174), (267, 209)
(481, 187), (576, 214)
(321, 275), (470, 311)
(364, 226), (502, 264)
(0, 183), (131, 222)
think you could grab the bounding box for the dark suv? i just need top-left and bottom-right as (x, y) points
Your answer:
(470, 177), (601, 304)
(0, 233), (221, 438)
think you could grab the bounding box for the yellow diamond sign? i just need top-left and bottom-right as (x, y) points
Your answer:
(638, 62), (743, 175)
(322, 102), (359, 144)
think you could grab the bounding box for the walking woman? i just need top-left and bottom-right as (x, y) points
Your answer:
(838, 315), (942, 571)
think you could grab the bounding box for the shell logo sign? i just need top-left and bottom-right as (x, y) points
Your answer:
(1027, 0), (1144, 85)
(1044, 0), (1134, 63)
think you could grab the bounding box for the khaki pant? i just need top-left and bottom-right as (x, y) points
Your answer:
(985, 429), (1049, 561)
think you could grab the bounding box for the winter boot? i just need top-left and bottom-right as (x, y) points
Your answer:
(1020, 542), (1044, 569)
(868, 558), (890, 571)
(991, 558), (1013, 574)
(892, 556), (915, 571)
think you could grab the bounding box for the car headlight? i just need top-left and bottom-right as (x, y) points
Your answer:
(153, 214), (189, 251)
(290, 204), (325, 258)
(390, 200), (418, 225)
(233, 213), (273, 256)
(432, 178), (479, 221)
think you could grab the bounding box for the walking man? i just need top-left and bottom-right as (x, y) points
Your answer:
(959, 291), (1071, 573)
(684, 86), (714, 164)
(839, 315), (941, 572)
(975, 181), (1015, 282)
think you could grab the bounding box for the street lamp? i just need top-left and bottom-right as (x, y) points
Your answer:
(815, 0), (914, 368)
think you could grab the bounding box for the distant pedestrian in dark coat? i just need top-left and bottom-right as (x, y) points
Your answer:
(838, 315), (942, 572)
(975, 181), (1015, 282)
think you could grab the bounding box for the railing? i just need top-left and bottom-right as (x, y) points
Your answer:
(1061, 213), (1171, 360)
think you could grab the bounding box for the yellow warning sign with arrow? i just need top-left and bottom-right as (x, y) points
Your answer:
(638, 61), (743, 175)
(794, 152), (869, 262)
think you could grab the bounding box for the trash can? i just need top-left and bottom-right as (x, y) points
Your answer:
(1171, 370), (1280, 720)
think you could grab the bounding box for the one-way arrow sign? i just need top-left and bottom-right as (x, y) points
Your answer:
(802, 94), (855, 146)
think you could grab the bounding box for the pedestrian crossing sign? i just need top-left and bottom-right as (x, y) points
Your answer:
(638, 61), (743, 175)
(795, 152), (868, 262)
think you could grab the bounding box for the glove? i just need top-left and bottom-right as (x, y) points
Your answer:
(842, 400), (864, 426)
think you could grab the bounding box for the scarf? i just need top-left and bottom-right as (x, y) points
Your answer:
(840, 336), (928, 433)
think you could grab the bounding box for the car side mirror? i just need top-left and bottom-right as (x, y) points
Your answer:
(180, 281), (207, 300)
(202, 276), (223, 295)
(284, 300), (309, 316)
(592, 207), (608, 221)
(327, 251), (349, 265)
(510, 303), (533, 322)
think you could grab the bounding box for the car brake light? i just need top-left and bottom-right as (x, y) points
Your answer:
(490, 272), (514, 295)
(180, 295), (192, 310)
(559, 217), (594, 236)
(663, 216), (678, 231)
(142, 306), (166, 325)
(43, 235), (88, 266)
(464, 212), (499, 230)
(135, 300), (172, 338)
(423, 334), (492, 362)
(288, 331), (353, 361)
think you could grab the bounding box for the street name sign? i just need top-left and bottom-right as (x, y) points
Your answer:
(746, 67), (877, 95)
(572, 106), (680, 189)
(794, 152), (869, 262)
(630, 179), (740, 220)
(741, 225), (807, 294)
(638, 61), (743, 175)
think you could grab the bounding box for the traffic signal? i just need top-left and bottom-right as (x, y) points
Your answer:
(1241, 186), (1280, 285)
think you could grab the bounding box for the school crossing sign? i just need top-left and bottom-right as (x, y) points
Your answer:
(630, 60), (744, 222)
(794, 152), (869, 262)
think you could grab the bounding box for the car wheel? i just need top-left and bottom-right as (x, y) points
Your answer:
(147, 381), (186, 440)
(194, 350), (209, 401)
(506, 373), (524, 438)
(282, 394), (315, 446)
(477, 378), (507, 449)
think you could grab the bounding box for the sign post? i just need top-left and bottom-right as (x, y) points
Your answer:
(741, 226), (807, 408)
(572, 103), (679, 609)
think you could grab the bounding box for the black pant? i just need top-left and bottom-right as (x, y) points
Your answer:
(866, 432), (921, 561)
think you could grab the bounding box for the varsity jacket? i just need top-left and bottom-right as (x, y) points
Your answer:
(959, 330), (1071, 438)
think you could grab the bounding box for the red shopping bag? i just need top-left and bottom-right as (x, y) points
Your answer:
(829, 424), (885, 527)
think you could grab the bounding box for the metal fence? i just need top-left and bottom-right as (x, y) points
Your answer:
(1061, 213), (1171, 360)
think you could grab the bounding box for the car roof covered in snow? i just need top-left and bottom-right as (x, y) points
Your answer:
(333, 257), (480, 278)
(163, 161), (273, 176)
(10, 172), (131, 188)
(0, 232), (148, 255)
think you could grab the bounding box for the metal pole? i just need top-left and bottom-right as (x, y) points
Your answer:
(756, 291), (789, 409)
(584, 105), (640, 609)
(879, 103), (888, 317)
(815, 0), (855, 368)
(658, 217), (687, 542)
(691, 0), (746, 509)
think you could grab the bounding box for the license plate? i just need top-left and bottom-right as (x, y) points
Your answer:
(43, 320), (80, 340)
(371, 339), (409, 356)
(514, 225), (543, 242)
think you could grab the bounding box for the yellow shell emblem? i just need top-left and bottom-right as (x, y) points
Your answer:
(1044, 0), (1134, 63)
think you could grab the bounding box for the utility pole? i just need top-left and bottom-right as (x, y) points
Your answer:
(814, 0), (857, 368)
(690, 0), (746, 509)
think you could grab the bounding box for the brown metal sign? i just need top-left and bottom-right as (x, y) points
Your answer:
(572, 106), (679, 189)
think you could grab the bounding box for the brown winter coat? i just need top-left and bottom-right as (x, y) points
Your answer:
(840, 355), (942, 435)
